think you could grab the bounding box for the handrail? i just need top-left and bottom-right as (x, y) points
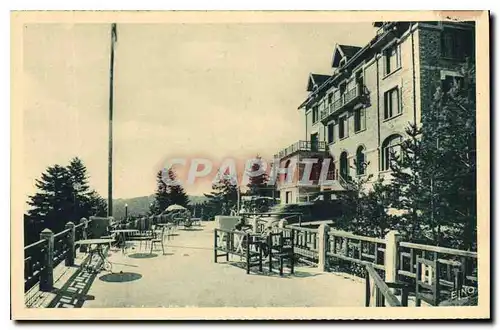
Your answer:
(214, 228), (252, 236)
(321, 84), (364, 121)
(365, 264), (403, 307)
(329, 229), (386, 244)
(274, 140), (327, 159)
(287, 225), (318, 233)
(399, 242), (477, 258)
(24, 238), (47, 251)
(240, 212), (303, 217)
(53, 228), (71, 239)
(24, 239), (48, 293)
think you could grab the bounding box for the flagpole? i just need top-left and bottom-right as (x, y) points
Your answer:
(108, 23), (117, 217)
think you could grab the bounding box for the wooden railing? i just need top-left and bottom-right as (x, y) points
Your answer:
(365, 264), (408, 307)
(327, 230), (386, 271)
(23, 218), (95, 294)
(52, 228), (71, 268)
(397, 241), (478, 305)
(288, 225), (319, 265)
(24, 239), (48, 293)
(74, 222), (86, 242)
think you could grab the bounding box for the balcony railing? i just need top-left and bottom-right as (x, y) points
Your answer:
(320, 84), (366, 121)
(274, 140), (327, 159)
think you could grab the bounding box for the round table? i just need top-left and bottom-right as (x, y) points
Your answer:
(76, 238), (115, 273)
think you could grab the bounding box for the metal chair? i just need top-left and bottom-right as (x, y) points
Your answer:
(149, 225), (167, 255)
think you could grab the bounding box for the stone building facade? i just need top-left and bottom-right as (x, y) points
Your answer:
(275, 21), (475, 204)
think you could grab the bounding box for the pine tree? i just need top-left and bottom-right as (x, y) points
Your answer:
(387, 60), (476, 249)
(360, 178), (395, 238)
(151, 170), (170, 214)
(87, 190), (108, 217)
(67, 157), (92, 220)
(27, 164), (74, 233)
(165, 169), (189, 207)
(26, 159), (107, 242)
(387, 123), (430, 243)
(204, 178), (238, 217)
(246, 155), (271, 197)
(420, 59), (476, 249)
(337, 170), (372, 233)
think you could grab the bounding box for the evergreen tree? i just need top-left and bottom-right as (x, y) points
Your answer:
(165, 169), (189, 207)
(246, 155), (271, 197)
(27, 164), (74, 233)
(420, 60), (476, 249)
(204, 177), (238, 218)
(387, 60), (476, 249)
(26, 159), (107, 243)
(151, 170), (170, 214)
(67, 157), (92, 220)
(337, 167), (373, 233)
(86, 190), (108, 217)
(387, 123), (430, 243)
(360, 178), (395, 238)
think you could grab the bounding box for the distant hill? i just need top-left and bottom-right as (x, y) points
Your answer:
(112, 195), (208, 220)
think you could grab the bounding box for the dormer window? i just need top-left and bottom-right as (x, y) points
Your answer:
(339, 57), (346, 68)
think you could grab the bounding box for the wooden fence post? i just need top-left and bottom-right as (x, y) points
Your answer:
(39, 228), (54, 292)
(65, 222), (76, 266)
(79, 217), (88, 252)
(318, 223), (330, 272)
(384, 230), (402, 286)
(250, 216), (258, 234)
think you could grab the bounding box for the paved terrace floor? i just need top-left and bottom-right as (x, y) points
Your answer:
(46, 222), (368, 308)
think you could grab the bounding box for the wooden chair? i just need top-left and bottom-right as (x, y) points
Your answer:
(268, 231), (295, 276)
(415, 256), (442, 306)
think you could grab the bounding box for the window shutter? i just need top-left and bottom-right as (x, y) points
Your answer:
(399, 79), (403, 114)
(391, 89), (399, 117)
(362, 107), (366, 130)
(384, 92), (389, 119)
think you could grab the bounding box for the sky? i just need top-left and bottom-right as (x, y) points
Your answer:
(23, 22), (375, 201)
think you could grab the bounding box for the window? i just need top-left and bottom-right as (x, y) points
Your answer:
(384, 45), (401, 75)
(312, 106), (319, 123)
(338, 116), (348, 139)
(328, 93), (333, 105)
(327, 123), (335, 144)
(310, 133), (319, 152)
(354, 107), (366, 132)
(381, 135), (402, 171)
(384, 87), (401, 120)
(339, 151), (349, 180)
(356, 146), (366, 175)
(355, 70), (364, 95)
(327, 160), (336, 180)
(339, 57), (346, 68)
(284, 159), (292, 182)
(441, 29), (473, 59)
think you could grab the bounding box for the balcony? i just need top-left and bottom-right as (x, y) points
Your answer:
(274, 140), (327, 160)
(320, 84), (367, 122)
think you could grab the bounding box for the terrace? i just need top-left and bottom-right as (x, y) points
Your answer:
(274, 140), (328, 160)
(24, 217), (478, 309)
